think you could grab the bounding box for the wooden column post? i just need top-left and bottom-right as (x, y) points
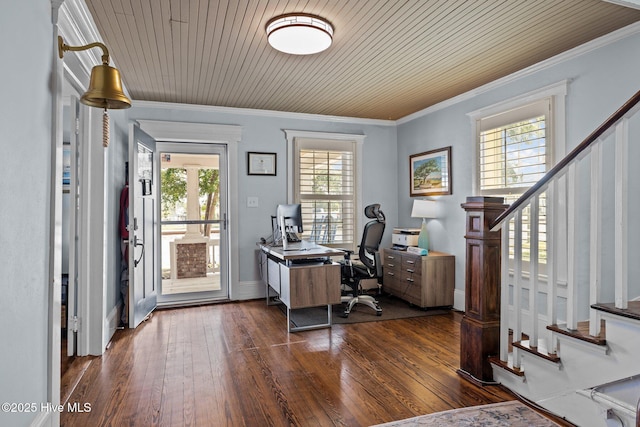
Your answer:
(458, 196), (508, 386)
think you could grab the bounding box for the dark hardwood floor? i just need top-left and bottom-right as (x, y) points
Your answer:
(61, 300), (519, 426)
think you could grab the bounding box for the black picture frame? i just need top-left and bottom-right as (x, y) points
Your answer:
(248, 152), (277, 176)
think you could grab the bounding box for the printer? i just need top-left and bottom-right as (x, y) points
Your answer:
(392, 228), (420, 248)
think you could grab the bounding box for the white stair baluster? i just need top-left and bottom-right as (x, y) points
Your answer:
(590, 141), (603, 337)
(530, 195), (540, 348)
(614, 119), (628, 310)
(546, 181), (558, 354)
(500, 218), (510, 362)
(567, 163), (578, 331)
(513, 210), (523, 369)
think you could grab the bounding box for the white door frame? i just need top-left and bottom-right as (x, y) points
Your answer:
(136, 120), (241, 299)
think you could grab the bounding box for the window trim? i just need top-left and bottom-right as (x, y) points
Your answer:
(284, 130), (364, 249)
(468, 80), (568, 196)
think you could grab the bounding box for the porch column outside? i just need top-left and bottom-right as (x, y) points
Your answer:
(458, 196), (508, 386)
(184, 165), (201, 238)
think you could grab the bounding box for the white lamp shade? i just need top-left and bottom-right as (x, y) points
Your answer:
(411, 199), (438, 218)
(266, 14), (333, 55)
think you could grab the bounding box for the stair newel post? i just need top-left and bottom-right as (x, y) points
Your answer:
(458, 196), (509, 385)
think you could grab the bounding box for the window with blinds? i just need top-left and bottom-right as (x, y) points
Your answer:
(294, 139), (356, 248)
(477, 99), (551, 264)
(478, 99), (550, 195)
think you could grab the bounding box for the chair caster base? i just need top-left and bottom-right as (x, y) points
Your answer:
(341, 297), (382, 318)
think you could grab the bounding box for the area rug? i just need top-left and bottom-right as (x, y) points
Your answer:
(371, 401), (561, 427)
(285, 293), (451, 327)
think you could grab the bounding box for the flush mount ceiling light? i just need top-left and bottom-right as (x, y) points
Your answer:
(266, 13), (334, 55)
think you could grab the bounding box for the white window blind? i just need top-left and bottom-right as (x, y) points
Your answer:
(478, 99), (550, 195)
(477, 99), (551, 264)
(294, 138), (356, 248)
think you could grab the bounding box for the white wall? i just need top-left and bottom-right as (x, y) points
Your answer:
(397, 24), (640, 312)
(0, 2), (55, 426)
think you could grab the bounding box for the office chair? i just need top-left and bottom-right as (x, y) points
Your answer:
(340, 204), (386, 317)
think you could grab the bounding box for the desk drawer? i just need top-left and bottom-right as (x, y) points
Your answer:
(280, 262), (341, 309)
(267, 258), (281, 292)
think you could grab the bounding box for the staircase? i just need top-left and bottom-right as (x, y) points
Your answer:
(488, 90), (640, 427)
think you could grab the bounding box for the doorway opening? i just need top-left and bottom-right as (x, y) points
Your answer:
(157, 144), (229, 305)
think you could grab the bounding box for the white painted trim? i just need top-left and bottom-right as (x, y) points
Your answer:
(134, 100), (395, 127)
(603, 0), (640, 10)
(137, 120), (242, 301)
(137, 120), (242, 144)
(553, 332), (610, 356)
(104, 304), (120, 348)
(236, 281), (265, 300)
(398, 21), (640, 124)
(48, 5), (64, 421)
(453, 288), (465, 312)
(29, 410), (52, 427)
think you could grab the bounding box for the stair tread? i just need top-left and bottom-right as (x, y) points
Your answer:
(547, 321), (606, 346)
(592, 301), (640, 322)
(513, 340), (561, 363)
(488, 356), (525, 376)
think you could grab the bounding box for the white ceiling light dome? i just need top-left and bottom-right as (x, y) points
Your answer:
(266, 13), (334, 55)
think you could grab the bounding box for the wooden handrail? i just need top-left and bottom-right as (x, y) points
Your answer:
(491, 88), (640, 230)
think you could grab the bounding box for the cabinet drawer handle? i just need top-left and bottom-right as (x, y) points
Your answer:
(387, 272), (395, 276)
(387, 255), (395, 260)
(406, 260), (415, 265)
(387, 263), (395, 268)
(406, 278), (414, 283)
(406, 269), (414, 273)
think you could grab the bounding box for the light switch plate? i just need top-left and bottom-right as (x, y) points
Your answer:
(247, 196), (259, 208)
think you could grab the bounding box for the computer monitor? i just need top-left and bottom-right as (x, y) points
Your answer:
(276, 203), (303, 242)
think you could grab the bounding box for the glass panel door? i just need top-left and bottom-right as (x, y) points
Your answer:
(157, 143), (228, 304)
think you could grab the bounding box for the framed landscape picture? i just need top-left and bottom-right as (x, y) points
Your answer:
(409, 146), (452, 196)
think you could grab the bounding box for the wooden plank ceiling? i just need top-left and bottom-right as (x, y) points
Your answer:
(85, 0), (640, 120)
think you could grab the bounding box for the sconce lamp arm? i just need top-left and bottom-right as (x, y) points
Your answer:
(58, 36), (110, 65)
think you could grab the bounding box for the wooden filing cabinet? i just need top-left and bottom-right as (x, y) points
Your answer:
(382, 248), (455, 308)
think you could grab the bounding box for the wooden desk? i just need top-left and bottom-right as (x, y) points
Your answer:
(258, 242), (343, 332)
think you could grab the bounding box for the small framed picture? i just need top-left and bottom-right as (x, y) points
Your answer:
(410, 146), (452, 197)
(248, 152), (277, 176)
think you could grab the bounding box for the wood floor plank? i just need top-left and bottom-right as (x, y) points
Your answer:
(61, 300), (521, 426)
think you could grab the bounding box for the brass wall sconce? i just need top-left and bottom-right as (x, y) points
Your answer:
(58, 36), (131, 147)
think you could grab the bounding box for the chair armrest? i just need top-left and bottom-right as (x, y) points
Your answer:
(335, 248), (354, 259)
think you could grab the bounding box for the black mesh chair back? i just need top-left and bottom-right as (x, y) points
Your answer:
(339, 204), (385, 317)
(359, 217), (385, 273)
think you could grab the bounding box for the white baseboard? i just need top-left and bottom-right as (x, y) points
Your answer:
(30, 410), (54, 427)
(233, 281), (264, 300)
(103, 303), (121, 351)
(453, 288), (465, 312)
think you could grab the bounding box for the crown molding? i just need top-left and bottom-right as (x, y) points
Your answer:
(397, 21), (640, 125)
(132, 100), (396, 127)
(603, 0), (640, 10)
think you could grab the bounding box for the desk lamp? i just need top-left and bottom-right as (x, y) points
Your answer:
(411, 199), (438, 254)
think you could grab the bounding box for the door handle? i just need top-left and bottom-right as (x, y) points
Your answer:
(133, 235), (145, 267)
